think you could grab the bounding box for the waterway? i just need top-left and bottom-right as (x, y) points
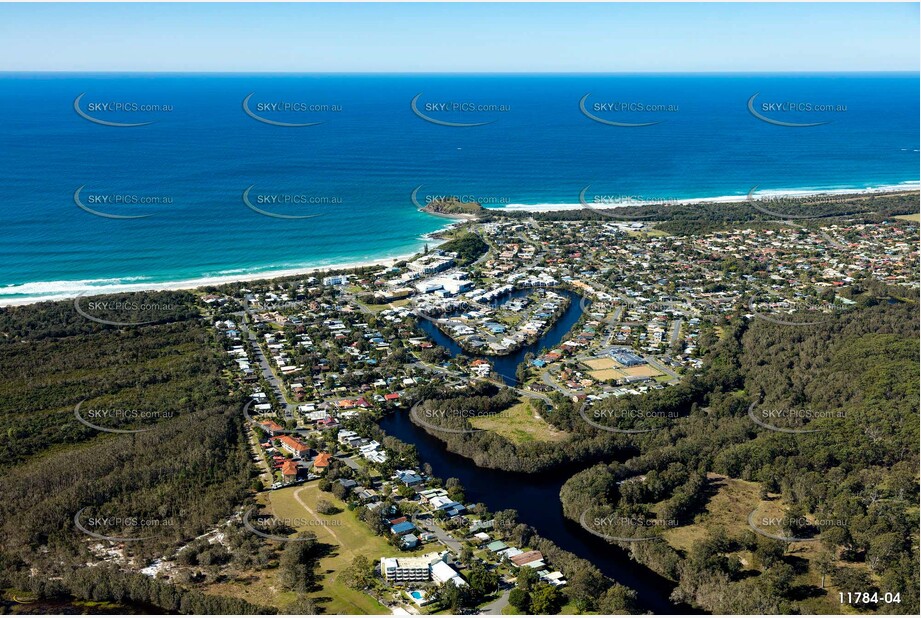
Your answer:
(379, 410), (691, 614)
(384, 287), (694, 614)
(416, 287), (586, 385)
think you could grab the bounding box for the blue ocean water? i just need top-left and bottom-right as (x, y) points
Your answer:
(0, 73), (917, 301)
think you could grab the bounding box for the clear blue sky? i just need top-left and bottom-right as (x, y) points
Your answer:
(0, 2), (918, 72)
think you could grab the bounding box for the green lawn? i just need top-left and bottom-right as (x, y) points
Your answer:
(470, 400), (569, 444)
(268, 483), (433, 615)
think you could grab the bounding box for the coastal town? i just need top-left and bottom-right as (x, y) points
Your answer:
(191, 205), (918, 614)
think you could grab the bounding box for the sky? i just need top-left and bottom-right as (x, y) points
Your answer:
(0, 2), (918, 73)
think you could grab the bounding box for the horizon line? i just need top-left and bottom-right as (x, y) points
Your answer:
(2, 70), (918, 75)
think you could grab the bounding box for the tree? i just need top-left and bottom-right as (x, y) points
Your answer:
(566, 566), (608, 611)
(753, 536), (786, 569)
(516, 566), (537, 591)
(468, 562), (499, 601)
(283, 595), (319, 614)
(508, 588), (530, 612)
(598, 583), (637, 613)
(279, 533), (319, 593)
(814, 551), (835, 589)
(316, 499), (336, 515)
(529, 583), (563, 614)
(339, 555), (374, 590)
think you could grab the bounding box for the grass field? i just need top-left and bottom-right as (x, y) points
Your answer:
(661, 474), (760, 552)
(583, 357), (618, 370)
(269, 483), (415, 614)
(589, 368), (626, 381)
(660, 474), (874, 614)
(470, 400), (569, 444)
(895, 213), (920, 222)
(621, 365), (663, 378)
(206, 483), (410, 614)
(627, 227), (670, 237)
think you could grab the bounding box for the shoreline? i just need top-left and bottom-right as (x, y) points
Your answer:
(2, 183), (917, 309)
(0, 249), (448, 308)
(490, 181), (919, 213)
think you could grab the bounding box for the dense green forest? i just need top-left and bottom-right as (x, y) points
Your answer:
(0, 292), (269, 614)
(437, 232), (489, 265)
(559, 299), (920, 614)
(482, 191), (919, 235)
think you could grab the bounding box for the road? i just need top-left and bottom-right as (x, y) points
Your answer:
(540, 369), (572, 398)
(479, 587), (512, 615)
(423, 518), (462, 553)
(239, 311), (295, 415)
(669, 318), (682, 346)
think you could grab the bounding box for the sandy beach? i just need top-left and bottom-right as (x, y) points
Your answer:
(2, 184), (916, 308)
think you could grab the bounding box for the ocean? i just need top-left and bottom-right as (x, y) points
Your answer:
(0, 73), (917, 303)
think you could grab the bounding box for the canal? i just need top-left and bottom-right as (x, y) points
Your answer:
(416, 288), (587, 385)
(382, 287), (693, 614)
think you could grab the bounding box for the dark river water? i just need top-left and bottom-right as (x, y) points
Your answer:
(384, 288), (694, 614)
(416, 288), (586, 385)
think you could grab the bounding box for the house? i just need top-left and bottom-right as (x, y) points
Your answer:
(486, 540), (508, 553)
(337, 430), (358, 444)
(259, 420), (285, 436)
(280, 460), (299, 483)
(277, 435), (311, 458)
(337, 478), (358, 493)
(312, 452), (333, 472)
(391, 521), (417, 536)
(510, 550), (545, 568)
(355, 487), (379, 503)
(400, 534), (419, 549)
(397, 471), (424, 486)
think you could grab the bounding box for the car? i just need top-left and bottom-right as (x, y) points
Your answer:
(271, 482), (283, 490)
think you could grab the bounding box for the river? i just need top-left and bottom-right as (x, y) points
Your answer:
(382, 287), (693, 614)
(416, 288), (586, 385)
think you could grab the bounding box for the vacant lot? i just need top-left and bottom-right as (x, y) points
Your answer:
(470, 400), (569, 443)
(661, 474), (760, 552)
